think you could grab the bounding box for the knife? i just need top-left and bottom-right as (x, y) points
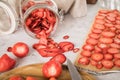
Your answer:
(67, 58), (82, 80)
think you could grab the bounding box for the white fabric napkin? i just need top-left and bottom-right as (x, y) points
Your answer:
(53, 0), (87, 18)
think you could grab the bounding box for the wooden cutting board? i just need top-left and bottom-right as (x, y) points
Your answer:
(0, 63), (96, 80)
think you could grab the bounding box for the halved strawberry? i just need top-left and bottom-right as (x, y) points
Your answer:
(102, 60), (114, 69)
(91, 53), (103, 61)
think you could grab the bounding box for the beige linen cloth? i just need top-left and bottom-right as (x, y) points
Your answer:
(7, 0), (87, 18)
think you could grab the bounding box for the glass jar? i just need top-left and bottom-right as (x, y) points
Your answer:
(19, 0), (60, 38)
(0, 0), (19, 35)
(99, 0), (120, 10)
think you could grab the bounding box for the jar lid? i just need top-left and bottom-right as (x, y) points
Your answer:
(0, 1), (18, 35)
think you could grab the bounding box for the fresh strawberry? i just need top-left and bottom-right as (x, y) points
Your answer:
(0, 54), (16, 72)
(102, 60), (114, 69)
(8, 42), (29, 58)
(42, 61), (62, 78)
(91, 53), (103, 61)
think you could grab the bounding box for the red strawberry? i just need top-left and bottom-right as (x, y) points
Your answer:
(0, 54), (16, 72)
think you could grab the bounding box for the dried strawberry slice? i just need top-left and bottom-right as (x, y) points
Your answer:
(90, 60), (98, 66)
(114, 59), (120, 67)
(98, 43), (108, 49)
(63, 35), (69, 39)
(115, 25), (120, 30)
(102, 31), (115, 38)
(110, 43), (120, 49)
(91, 53), (103, 61)
(108, 48), (119, 54)
(78, 57), (90, 65)
(92, 28), (102, 34)
(96, 63), (103, 69)
(106, 16), (116, 22)
(99, 37), (113, 44)
(86, 38), (98, 45)
(114, 53), (120, 59)
(95, 15), (105, 19)
(95, 19), (105, 24)
(114, 38), (120, 44)
(94, 24), (105, 30)
(104, 23), (114, 28)
(82, 44), (94, 51)
(104, 54), (113, 60)
(102, 60), (114, 69)
(89, 33), (100, 39)
(99, 10), (108, 14)
(81, 50), (92, 57)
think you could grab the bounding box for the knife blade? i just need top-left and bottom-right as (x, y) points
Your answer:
(67, 58), (82, 80)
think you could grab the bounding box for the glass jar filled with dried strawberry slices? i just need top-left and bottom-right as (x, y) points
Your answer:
(19, 0), (60, 38)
